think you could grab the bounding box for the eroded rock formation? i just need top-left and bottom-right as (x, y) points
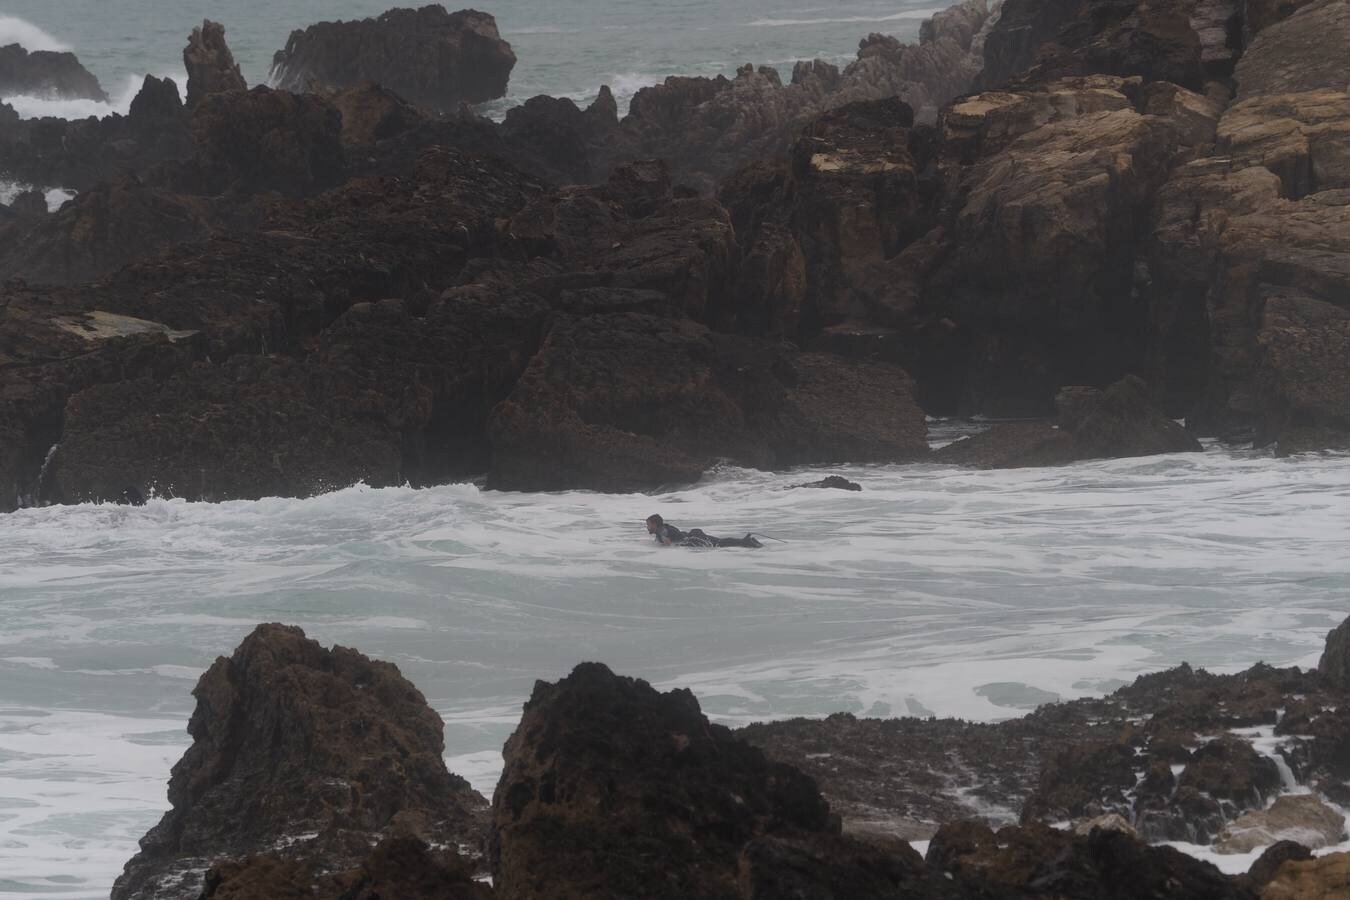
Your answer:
(0, 42), (106, 101)
(111, 624), (488, 900)
(271, 6), (516, 112)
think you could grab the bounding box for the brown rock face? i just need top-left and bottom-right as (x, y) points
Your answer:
(1260, 851), (1350, 900)
(200, 836), (493, 900)
(490, 662), (834, 900)
(183, 20), (246, 108)
(1215, 794), (1347, 854)
(979, 0), (1252, 92)
(927, 821), (1254, 898)
(271, 6), (517, 112)
(1319, 615), (1350, 690)
(111, 624), (488, 900)
(596, 0), (995, 192)
(0, 43), (106, 101)
(0, 176), (215, 285)
(486, 313), (929, 492)
(189, 86), (345, 196)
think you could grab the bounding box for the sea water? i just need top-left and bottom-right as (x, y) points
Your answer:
(0, 0), (946, 122)
(2, 442), (1348, 896)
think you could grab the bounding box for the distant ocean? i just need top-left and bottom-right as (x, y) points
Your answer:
(0, 0), (946, 120)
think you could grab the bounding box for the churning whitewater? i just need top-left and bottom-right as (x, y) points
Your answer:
(1, 445), (1348, 897)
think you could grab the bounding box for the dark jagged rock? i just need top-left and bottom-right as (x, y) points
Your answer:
(490, 662), (834, 899)
(8, 188), (47, 217)
(271, 6), (516, 112)
(487, 313), (929, 492)
(1021, 741), (1139, 823)
(932, 376), (1200, 468)
(111, 624), (488, 900)
(927, 822), (1256, 898)
(48, 291), (548, 504)
(189, 86), (345, 196)
(1320, 615), (1350, 690)
(742, 657), (1345, 858)
(200, 836), (493, 899)
(0, 176), (215, 284)
(0, 42), (106, 101)
(1243, 840), (1313, 892)
(1069, 375), (1202, 457)
(794, 475), (863, 491)
(0, 75), (191, 192)
(330, 80), (426, 146)
(977, 0), (1233, 92)
(184, 20), (246, 108)
(1171, 0), (1350, 443)
(738, 833), (931, 900)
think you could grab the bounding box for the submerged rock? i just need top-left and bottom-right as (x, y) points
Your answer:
(111, 624), (488, 900)
(271, 6), (516, 112)
(794, 475), (863, 491)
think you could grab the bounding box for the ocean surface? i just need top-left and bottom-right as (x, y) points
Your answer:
(0, 0), (944, 123)
(2, 436), (1349, 896)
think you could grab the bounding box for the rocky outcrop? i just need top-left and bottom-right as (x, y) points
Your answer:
(199, 837), (493, 900)
(486, 315), (929, 492)
(1215, 794), (1347, 854)
(931, 376), (1201, 468)
(1168, 0), (1350, 443)
(794, 475), (863, 491)
(0, 176), (216, 284)
(0, 42), (106, 101)
(928, 822), (1255, 898)
(490, 662), (835, 899)
(604, 0), (996, 192)
(270, 6), (516, 112)
(111, 624), (488, 900)
(183, 20), (246, 107)
(188, 86), (345, 196)
(1320, 615), (1350, 690)
(744, 632), (1350, 859)
(977, 0), (1236, 92)
(0, 75), (191, 192)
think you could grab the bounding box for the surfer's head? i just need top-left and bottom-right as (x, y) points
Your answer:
(645, 514), (663, 534)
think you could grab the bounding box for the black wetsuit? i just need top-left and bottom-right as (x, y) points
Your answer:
(653, 524), (762, 548)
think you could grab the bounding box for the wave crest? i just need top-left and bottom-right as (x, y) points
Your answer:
(0, 15), (70, 52)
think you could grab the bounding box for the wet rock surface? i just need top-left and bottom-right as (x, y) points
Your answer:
(931, 376), (1201, 468)
(743, 616), (1350, 858)
(111, 616), (1350, 899)
(2, 0), (1349, 507)
(271, 6), (517, 112)
(0, 42), (106, 101)
(490, 662), (835, 899)
(111, 624), (488, 900)
(183, 20), (247, 108)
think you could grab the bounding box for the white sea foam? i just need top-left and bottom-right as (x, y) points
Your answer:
(749, 8), (944, 26)
(0, 15), (69, 52)
(3, 71), (186, 121)
(1, 446), (1348, 892)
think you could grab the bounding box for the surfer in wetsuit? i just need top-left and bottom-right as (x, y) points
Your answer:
(645, 514), (762, 548)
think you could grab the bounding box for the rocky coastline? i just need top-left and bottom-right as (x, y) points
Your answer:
(108, 614), (1350, 898)
(0, 0), (1346, 513)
